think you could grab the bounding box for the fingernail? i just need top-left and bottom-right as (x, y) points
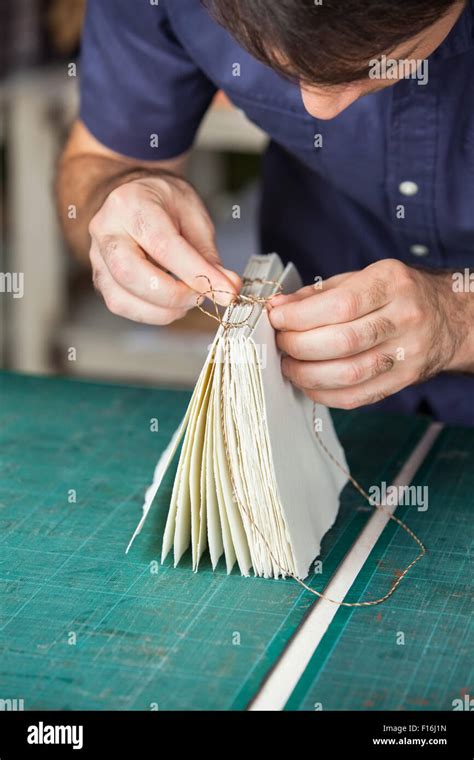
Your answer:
(270, 294), (287, 307)
(216, 265), (241, 289)
(214, 292), (233, 307)
(270, 308), (284, 329)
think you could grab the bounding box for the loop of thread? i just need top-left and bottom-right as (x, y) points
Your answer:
(195, 275), (283, 329)
(201, 274), (426, 606)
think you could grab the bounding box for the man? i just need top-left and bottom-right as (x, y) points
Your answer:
(57, 0), (474, 426)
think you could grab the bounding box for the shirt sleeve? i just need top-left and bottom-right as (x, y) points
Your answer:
(79, 0), (217, 160)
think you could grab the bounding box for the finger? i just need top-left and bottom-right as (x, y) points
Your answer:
(270, 285), (318, 309)
(171, 193), (243, 292)
(178, 197), (220, 263)
(96, 234), (198, 309)
(176, 195), (238, 272)
(123, 204), (239, 306)
(269, 272), (354, 309)
(269, 267), (392, 331)
(281, 346), (396, 391)
(91, 246), (188, 325)
(302, 370), (410, 411)
(319, 271), (356, 288)
(276, 309), (397, 360)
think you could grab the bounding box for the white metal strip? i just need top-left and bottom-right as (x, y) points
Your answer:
(249, 421), (443, 711)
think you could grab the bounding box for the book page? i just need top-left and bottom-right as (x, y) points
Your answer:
(250, 310), (348, 578)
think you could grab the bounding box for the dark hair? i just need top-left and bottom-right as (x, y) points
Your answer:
(205, 0), (459, 85)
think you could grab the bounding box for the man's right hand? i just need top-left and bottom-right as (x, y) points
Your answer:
(88, 173), (241, 325)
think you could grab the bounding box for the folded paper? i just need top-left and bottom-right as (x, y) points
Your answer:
(127, 254), (349, 579)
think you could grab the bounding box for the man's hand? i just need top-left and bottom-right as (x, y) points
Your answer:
(268, 259), (474, 410)
(56, 120), (240, 325)
(89, 174), (240, 325)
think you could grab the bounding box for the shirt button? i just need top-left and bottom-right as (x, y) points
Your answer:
(410, 244), (429, 257)
(399, 181), (419, 196)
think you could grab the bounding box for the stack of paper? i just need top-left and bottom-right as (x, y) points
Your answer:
(127, 254), (348, 580)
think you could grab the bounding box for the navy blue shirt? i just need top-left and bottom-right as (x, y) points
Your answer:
(80, 0), (474, 426)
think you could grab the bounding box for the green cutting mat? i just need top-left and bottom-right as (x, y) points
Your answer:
(286, 426), (474, 711)
(0, 371), (458, 710)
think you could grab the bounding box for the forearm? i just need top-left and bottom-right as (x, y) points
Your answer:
(437, 270), (474, 374)
(56, 154), (136, 260)
(55, 121), (188, 262)
(449, 270), (474, 374)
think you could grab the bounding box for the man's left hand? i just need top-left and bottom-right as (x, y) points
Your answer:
(268, 259), (473, 410)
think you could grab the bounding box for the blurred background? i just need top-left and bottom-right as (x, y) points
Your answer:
(0, 0), (267, 387)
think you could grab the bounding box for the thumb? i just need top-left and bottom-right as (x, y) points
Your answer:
(215, 264), (242, 291)
(179, 208), (242, 305)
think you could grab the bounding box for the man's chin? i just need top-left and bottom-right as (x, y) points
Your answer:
(305, 107), (346, 120)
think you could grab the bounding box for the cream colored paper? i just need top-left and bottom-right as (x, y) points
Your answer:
(127, 254), (349, 579)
